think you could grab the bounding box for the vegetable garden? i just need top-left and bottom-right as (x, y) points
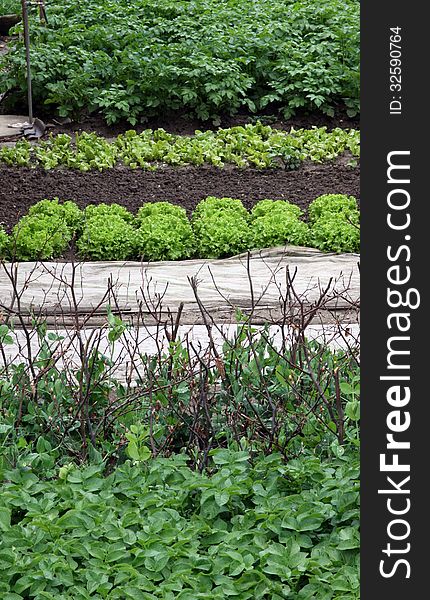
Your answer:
(0, 1), (360, 598)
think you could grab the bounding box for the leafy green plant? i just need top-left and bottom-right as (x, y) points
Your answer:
(194, 210), (252, 258)
(27, 198), (83, 231)
(0, 227), (8, 258)
(6, 193), (361, 263)
(308, 194), (359, 223)
(0, 139), (31, 166)
(77, 214), (136, 260)
(251, 213), (309, 249)
(250, 199), (302, 221)
(8, 199), (81, 261)
(193, 196), (249, 223)
(125, 423), (152, 462)
(288, 127), (360, 162)
(1, 0), (359, 123)
(249, 200), (309, 249)
(11, 214), (73, 260)
(0, 126), (360, 170)
(84, 202), (134, 224)
(0, 447), (359, 599)
(137, 201), (188, 224)
(310, 211), (360, 253)
(32, 132), (118, 171)
(135, 214), (195, 261)
(0, 0), (20, 15)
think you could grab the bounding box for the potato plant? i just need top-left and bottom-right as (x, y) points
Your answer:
(0, 0), (359, 123)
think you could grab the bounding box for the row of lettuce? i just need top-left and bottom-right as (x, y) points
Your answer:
(0, 125), (360, 171)
(0, 195), (360, 261)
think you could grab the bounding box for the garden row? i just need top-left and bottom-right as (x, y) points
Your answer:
(0, 448), (359, 599)
(0, 194), (360, 261)
(0, 318), (360, 597)
(0, 125), (360, 171)
(1, 0), (359, 123)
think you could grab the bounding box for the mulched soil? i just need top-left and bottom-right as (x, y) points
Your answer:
(0, 157), (359, 231)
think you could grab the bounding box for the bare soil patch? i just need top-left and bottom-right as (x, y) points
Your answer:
(0, 159), (360, 230)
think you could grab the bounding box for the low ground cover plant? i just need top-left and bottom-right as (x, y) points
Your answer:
(0, 447), (359, 599)
(0, 126), (360, 171)
(1, 0), (359, 123)
(1, 195), (360, 261)
(0, 296), (360, 598)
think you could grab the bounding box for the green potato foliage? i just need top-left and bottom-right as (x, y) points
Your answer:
(135, 214), (195, 261)
(310, 211), (360, 253)
(194, 210), (252, 259)
(77, 214), (136, 260)
(308, 194), (359, 223)
(0, 448), (359, 599)
(0, 0), (359, 123)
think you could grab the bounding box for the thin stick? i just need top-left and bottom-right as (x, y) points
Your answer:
(21, 0), (33, 123)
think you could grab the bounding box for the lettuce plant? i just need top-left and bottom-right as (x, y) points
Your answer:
(135, 214), (195, 261)
(194, 210), (252, 258)
(250, 199), (302, 221)
(308, 194), (359, 223)
(137, 201), (188, 224)
(310, 211), (360, 253)
(251, 214), (309, 249)
(192, 197), (248, 229)
(12, 215), (73, 260)
(28, 198), (83, 232)
(77, 215), (136, 260)
(84, 203), (135, 224)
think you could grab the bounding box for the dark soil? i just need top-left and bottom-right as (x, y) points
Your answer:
(46, 105), (359, 137)
(0, 158), (359, 231)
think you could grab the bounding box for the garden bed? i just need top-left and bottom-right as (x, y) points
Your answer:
(0, 159), (359, 229)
